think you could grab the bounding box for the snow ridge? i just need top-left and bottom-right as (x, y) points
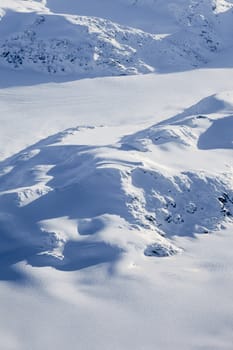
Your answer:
(0, 108), (232, 259)
(0, 13), (155, 76)
(0, 0), (232, 76)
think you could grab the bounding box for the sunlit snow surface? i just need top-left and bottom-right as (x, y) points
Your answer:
(1, 0), (233, 76)
(0, 1), (233, 350)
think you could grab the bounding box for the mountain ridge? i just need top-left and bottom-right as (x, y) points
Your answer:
(1, 0), (233, 77)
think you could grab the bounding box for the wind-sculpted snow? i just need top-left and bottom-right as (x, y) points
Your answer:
(0, 106), (232, 271)
(0, 0), (232, 77)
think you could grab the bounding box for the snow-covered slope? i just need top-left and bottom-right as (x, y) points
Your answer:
(0, 11), (155, 76)
(1, 1), (233, 350)
(1, 0), (233, 76)
(0, 84), (232, 265)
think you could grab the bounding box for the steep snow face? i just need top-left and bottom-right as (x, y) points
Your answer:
(0, 0), (233, 77)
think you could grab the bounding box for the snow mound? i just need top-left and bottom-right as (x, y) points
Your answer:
(0, 106), (232, 265)
(122, 92), (233, 151)
(144, 240), (182, 257)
